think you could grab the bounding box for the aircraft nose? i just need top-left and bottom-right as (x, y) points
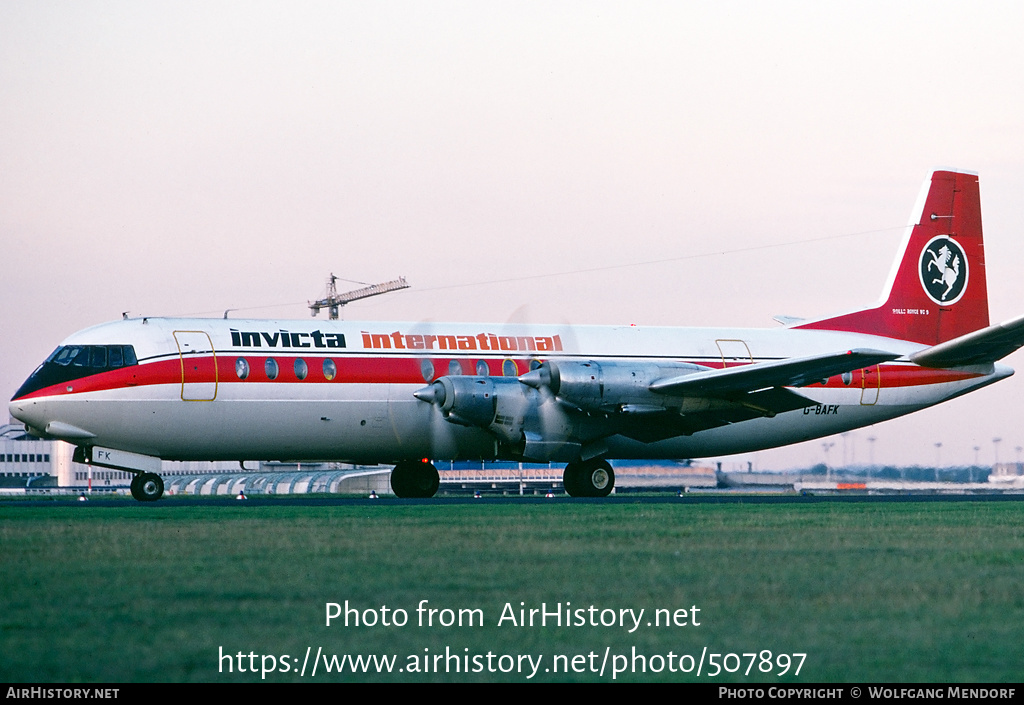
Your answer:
(9, 398), (26, 421)
(8, 398), (46, 435)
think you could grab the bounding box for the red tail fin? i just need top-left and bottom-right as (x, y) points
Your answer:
(796, 170), (989, 345)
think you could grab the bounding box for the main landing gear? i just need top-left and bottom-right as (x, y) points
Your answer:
(390, 460), (440, 498)
(387, 458), (615, 498)
(562, 458), (615, 497)
(130, 472), (164, 502)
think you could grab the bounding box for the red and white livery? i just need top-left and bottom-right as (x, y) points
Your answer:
(10, 170), (1024, 500)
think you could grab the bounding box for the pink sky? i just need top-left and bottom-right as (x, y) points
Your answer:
(3, 2), (1024, 469)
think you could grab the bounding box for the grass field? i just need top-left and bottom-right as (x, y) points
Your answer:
(1, 497), (1022, 682)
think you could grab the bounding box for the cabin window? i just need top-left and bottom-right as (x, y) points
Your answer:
(235, 358), (249, 380)
(323, 359), (337, 381)
(448, 360), (463, 376)
(265, 358), (279, 380)
(476, 360), (489, 376)
(420, 358), (435, 383)
(294, 358), (308, 381)
(502, 359), (518, 377)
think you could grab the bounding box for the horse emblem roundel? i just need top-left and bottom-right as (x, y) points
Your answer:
(919, 235), (968, 305)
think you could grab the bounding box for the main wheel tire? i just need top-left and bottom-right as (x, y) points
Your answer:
(562, 462), (584, 496)
(390, 461), (440, 498)
(563, 459), (614, 497)
(581, 459), (614, 497)
(134, 472), (164, 502)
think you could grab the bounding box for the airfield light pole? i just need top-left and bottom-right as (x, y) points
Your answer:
(993, 437), (1002, 468)
(822, 441), (835, 484)
(934, 442), (942, 482)
(866, 436), (876, 479)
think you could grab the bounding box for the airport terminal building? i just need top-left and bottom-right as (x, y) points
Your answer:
(1, 421), (244, 491)
(1, 422), (58, 488)
(2, 420), (719, 496)
(1, 420), (411, 496)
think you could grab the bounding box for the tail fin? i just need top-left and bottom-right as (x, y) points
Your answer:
(796, 169), (989, 345)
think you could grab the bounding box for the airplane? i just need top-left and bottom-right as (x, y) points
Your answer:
(9, 169), (1024, 501)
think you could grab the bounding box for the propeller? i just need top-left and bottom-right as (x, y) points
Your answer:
(408, 306), (589, 472)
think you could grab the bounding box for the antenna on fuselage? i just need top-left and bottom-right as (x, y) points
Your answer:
(308, 274), (410, 320)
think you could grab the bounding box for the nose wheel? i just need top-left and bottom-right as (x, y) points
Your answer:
(130, 472), (164, 502)
(563, 459), (614, 497)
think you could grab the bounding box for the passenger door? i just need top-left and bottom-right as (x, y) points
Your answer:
(173, 330), (218, 401)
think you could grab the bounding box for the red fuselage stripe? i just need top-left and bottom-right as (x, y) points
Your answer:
(15, 354), (985, 401)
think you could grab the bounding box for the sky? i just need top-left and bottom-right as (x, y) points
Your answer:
(2, 1), (1024, 470)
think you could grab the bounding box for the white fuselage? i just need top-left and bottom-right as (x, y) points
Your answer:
(8, 316), (1009, 464)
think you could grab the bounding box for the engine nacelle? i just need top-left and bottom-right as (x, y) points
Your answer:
(520, 359), (709, 412)
(413, 361), (711, 460)
(415, 376), (533, 444)
(414, 375), (591, 460)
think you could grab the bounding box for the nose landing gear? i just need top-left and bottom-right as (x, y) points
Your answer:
(130, 472), (164, 502)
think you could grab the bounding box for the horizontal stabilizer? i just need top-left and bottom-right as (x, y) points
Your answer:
(910, 314), (1024, 368)
(649, 348), (901, 397)
(772, 315), (806, 326)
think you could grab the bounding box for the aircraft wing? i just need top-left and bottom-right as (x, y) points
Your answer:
(615, 387), (817, 443)
(613, 349), (899, 443)
(910, 314), (1024, 368)
(649, 348), (902, 397)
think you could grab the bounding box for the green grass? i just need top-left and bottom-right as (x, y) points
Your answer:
(1, 499), (1022, 682)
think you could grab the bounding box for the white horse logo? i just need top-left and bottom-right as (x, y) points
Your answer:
(926, 244), (960, 301)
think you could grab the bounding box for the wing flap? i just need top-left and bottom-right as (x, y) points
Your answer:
(649, 348), (901, 397)
(910, 314), (1024, 368)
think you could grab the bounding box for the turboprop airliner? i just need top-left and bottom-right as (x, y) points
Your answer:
(10, 170), (1024, 500)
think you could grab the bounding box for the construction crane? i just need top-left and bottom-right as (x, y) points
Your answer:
(309, 274), (410, 320)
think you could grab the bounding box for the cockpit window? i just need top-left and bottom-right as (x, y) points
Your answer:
(71, 347), (91, 367)
(89, 346), (107, 368)
(12, 344), (141, 400)
(47, 347), (70, 365)
(51, 345), (138, 369)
